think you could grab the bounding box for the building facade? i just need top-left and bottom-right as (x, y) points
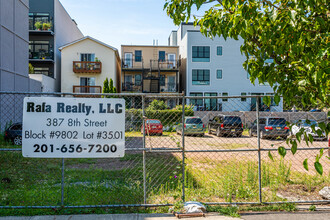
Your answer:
(169, 23), (283, 112)
(121, 45), (180, 108)
(0, 0), (42, 130)
(60, 36), (120, 95)
(28, 0), (83, 92)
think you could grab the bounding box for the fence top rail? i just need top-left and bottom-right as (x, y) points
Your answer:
(0, 91), (184, 98)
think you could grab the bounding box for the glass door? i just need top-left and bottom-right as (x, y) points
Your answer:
(205, 93), (218, 111)
(168, 54), (176, 68)
(168, 76), (176, 92)
(124, 53), (133, 68)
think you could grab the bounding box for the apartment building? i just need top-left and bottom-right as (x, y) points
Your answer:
(169, 23), (283, 112)
(0, 0), (42, 130)
(121, 45), (180, 108)
(59, 36), (120, 95)
(28, 0), (83, 92)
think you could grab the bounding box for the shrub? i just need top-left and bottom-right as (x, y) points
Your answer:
(146, 100), (167, 111)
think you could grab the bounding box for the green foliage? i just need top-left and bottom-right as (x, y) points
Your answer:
(146, 100), (167, 111)
(207, 205), (240, 218)
(102, 78), (116, 98)
(42, 22), (51, 30)
(164, 0), (329, 108)
(34, 21), (42, 30)
(28, 63), (34, 74)
(174, 104), (194, 111)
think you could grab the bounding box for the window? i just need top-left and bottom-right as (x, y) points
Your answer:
(80, 77), (96, 93)
(29, 41), (53, 59)
(33, 67), (53, 78)
(160, 75), (165, 86)
(216, 69), (222, 79)
(222, 92), (228, 102)
(135, 74), (142, 86)
(204, 93), (217, 111)
(217, 46), (223, 56)
(81, 53), (95, 62)
(159, 51), (165, 61)
(190, 93), (203, 108)
(192, 46), (210, 62)
(192, 69), (210, 85)
(241, 92), (247, 102)
(124, 53), (133, 68)
(29, 13), (50, 30)
(135, 50), (142, 62)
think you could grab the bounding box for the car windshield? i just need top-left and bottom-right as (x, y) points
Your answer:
(268, 118), (286, 125)
(224, 116), (241, 124)
(186, 118), (202, 124)
(302, 120), (318, 126)
(146, 120), (160, 124)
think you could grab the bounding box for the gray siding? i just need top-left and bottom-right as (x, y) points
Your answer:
(0, 0), (41, 130)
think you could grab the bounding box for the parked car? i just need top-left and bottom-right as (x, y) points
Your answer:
(176, 117), (205, 136)
(141, 119), (163, 136)
(291, 119), (327, 141)
(249, 117), (289, 139)
(208, 115), (243, 137)
(4, 123), (22, 145)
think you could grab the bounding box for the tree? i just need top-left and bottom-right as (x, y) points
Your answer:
(103, 78), (109, 94)
(103, 77), (116, 98)
(164, 0), (329, 107)
(164, 0), (329, 174)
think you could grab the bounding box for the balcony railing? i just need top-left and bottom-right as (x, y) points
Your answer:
(29, 51), (54, 60)
(150, 59), (179, 70)
(73, 86), (102, 94)
(73, 61), (102, 73)
(122, 82), (142, 92)
(122, 58), (179, 70)
(160, 83), (178, 92)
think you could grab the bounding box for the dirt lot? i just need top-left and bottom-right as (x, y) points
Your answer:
(126, 132), (330, 173)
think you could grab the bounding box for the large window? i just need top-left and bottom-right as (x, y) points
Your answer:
(135, 50), (142, 62)
(204, 93), (217, 111)
(192, 69), (210, 85)
(29, 41), (53, 59)
(33, 67), (53, 78)
(192, 46), (210, 62)
(81, 53), (95, 62)
(29, 13), (50, 30)
(216, 69), (222, 79)
(190, 93), (203, 109)
(159, 51), (165, 61)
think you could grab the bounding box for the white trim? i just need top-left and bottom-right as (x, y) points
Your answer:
(59, 36), (118, 52)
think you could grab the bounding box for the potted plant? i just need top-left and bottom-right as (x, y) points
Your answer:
(42, 22), (52, 31)
(95, 57), (100, 62)
(34, 21), (42, 30)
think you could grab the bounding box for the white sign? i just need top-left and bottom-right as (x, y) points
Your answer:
(22, 97), (125, 158)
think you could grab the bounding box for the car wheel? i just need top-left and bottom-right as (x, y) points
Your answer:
(260, 131), (265, 139)
(13, 136), (22, 145)
(249, 129), (253, 137)
(216, 128), (221, 137)
(208, 125), (211, 134)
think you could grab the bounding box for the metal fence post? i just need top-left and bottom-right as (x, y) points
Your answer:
(142, 95), (147, 204)
(61, 158), (65, 206)
(181, 95), (185, 203)
(256, 96), (262, 203)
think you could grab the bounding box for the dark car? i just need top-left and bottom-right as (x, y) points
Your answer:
(4, 123), (22, 145)
(208, 115), (243, 137)
(249, 117), (289, 139)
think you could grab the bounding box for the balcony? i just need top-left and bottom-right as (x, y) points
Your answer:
(150, 60), (179, 71)
(121, 59), (144, 70)
(122, 82), (142, 92)
(29, 51), (54, 63)
(73, 61), (102, 74)
(73, 86), (102, 97)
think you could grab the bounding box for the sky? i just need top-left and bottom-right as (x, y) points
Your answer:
(59, 0), (182, 53)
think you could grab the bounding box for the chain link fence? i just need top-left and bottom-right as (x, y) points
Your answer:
(0, 91), (329, 209)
